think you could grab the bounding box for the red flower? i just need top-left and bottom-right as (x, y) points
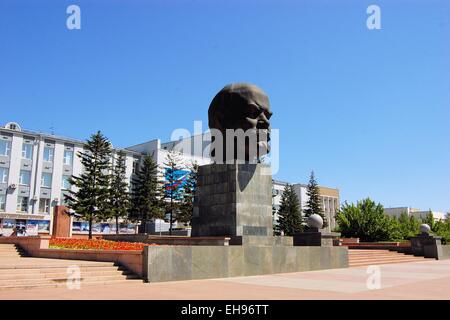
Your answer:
(49, 238), (158, 251)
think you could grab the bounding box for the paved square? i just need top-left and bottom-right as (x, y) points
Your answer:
(1, 259), (449, 300)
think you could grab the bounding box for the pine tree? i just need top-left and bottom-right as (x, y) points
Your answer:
(304, 171), (327, 228)
(178, 161), (198, 226)
(65, 131), (112, 239)
(163, 151), (185, 235)
(275, 184), (303, 236)
(108, 151), (131, 234)
(130, 154), (163, 233)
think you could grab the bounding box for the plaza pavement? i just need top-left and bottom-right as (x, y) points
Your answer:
(1, 259), (449, 300)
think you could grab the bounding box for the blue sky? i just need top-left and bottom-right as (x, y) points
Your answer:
(1, 0), (449, 212)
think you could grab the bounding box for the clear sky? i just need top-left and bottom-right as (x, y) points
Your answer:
(1, 0), (449, 212)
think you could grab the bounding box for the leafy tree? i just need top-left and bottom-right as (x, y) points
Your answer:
(130, 154), (163, 233)
(390, 211), (421, 240)
(275, 184), (303, 236)
(177, 161), (199, 226)
(108, 151), (131, 234)
(163, 151), (185, 235)
(303, 171), (327, 228)
(65, 131), (112, 239)
(336, 198), (394, 242)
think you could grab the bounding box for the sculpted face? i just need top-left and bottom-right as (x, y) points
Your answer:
(208, 83), (272, 162)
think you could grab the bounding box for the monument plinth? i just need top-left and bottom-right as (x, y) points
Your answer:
(139, 83), (348, 282)
(191, 163), (273, 240)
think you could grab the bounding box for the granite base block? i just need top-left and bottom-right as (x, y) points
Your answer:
(143, 245), (348, 283)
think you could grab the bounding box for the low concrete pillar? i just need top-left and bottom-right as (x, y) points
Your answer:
(410, 234), (442, 259)
(293, 229), (341, 247)
(52, 205), (72, 238)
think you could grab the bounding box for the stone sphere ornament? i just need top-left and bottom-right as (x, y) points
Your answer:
(420, 223), (431, 234)
(307, 214), (324, 229)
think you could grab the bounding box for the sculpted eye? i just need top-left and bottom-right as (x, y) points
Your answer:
(264, 111), (273, 119)
(245, 104), (261, 119)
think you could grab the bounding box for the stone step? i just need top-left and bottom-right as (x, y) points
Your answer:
(348, 258), (424, 265)
(348, 248), (431, 267)
(0, 248), (22, 252)
(348, 253), (414, 259)
(0, 252), (26, 256)
(349, 258), (427, 267)
(349, 253), (413, 259)
(0, 278), (143, 291)
(348, 249), (402, 254)
(0, 266), (123, 275)
(0, 274), (140, 287)
(0, 269), (132, 280)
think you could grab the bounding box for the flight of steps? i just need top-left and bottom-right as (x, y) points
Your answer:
(0, 244), (142, 290)
(348, 249), (431, 267)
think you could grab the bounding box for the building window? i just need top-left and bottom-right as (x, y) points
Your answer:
(41, 173), (52, 188)
(17, 196), (29, 212)
(0, 194), (5, 211)
(19, 170), (31, 186)
(132, 159), (140, 174)
(22, 143), (33, 160)
(62, 175), (71, 190)
(38, 198), (50, 214)
(0, 167), (8, 183)
(63, 150), (73, 166)
(43, 147), (54, 162)
(0, 140), (11, 156)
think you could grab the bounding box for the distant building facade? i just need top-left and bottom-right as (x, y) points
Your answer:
(384, 207), (447, 222)
(272, 180), (340, 232)
(0, 122), (139, 236)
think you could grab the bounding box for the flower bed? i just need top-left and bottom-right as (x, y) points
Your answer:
(49, 238), (158, 251)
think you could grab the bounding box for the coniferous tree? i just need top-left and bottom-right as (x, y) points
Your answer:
(163, 151), (185, 235)
(275, 184), (303, 236)
(178, 162), (198, 226)
(130, 154), (163, 233)
(108, 151), (131, 234)
(303, 171), (327, 228)
(65, 131), (112, 239)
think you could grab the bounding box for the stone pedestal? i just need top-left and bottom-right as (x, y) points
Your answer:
(293, 228), (341, 247)
(191, 163), (273, 237)
(51, 205), (72, 238)
(410, 233), (442, 258)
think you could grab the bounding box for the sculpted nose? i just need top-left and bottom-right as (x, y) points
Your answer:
(257, 113), (270, 129)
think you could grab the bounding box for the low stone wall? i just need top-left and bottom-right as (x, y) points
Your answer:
(439, 245), (450, 259)
(103, 234), (231, 246)
(0, 236), (50, 256)
(142, 245), (348, 283)
(102, 234), (149, 243)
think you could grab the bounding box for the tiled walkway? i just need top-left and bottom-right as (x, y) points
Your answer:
(2, 259), (450, 300)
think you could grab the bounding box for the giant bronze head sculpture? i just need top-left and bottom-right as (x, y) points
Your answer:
(208, 83), (272, 163)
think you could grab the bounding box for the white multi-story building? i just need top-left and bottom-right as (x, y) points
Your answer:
(384, 207), (448, 222)
(0, 122), (140, 236)
(272, 180), (340, 232)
